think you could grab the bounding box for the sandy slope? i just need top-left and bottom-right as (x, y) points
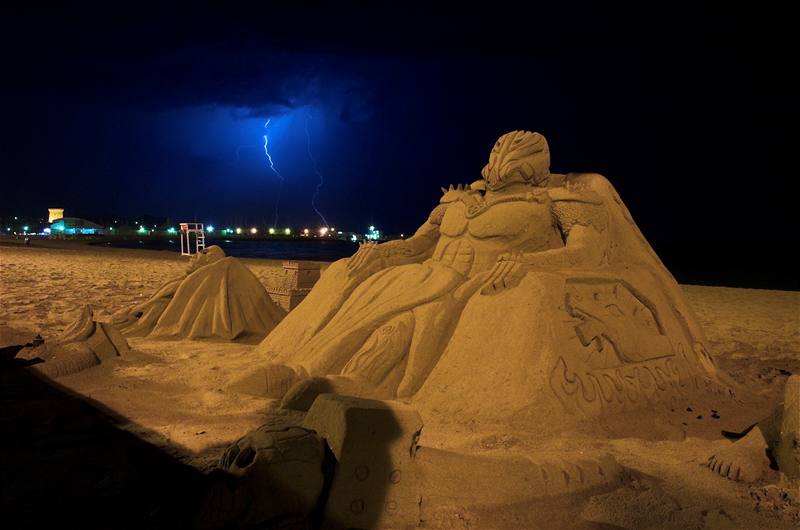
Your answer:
(1, 241), (798, 529)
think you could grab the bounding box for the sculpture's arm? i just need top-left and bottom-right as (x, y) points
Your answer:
(381, 203), (444, 262)
(521, 196), (609, 267)
(346, 204), (444, 277)
(516, 224), (606, 269)
(481, 199), (608, 294)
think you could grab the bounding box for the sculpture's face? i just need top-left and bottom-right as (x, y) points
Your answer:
(482, 131), (550, 191)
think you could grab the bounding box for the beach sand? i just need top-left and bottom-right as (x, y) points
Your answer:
(1, 240), (798, 528)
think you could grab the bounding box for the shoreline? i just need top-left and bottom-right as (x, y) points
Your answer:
(0, 237), (332, 269)
(2, 236), (797, 293)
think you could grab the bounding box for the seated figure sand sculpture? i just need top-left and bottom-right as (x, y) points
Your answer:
(210, 131), (761, 529)
(238, 130), (739, 432)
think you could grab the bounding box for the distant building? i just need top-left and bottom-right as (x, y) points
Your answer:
(48, 208), (64, 223)
(50, 217), (106, 235)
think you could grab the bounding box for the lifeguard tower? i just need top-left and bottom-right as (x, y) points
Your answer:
(179, 223), (206, 256)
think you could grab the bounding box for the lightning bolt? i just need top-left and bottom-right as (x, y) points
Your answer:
(263, 119), (284, 181)
(305, 112), (329, 228)
(263, 119), (284, 228)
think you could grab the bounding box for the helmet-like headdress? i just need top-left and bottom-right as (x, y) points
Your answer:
(481, 131), (550, 190)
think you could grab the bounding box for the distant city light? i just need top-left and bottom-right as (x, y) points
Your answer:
(207, 225), (214, 233)
(351, 234), (358, 242)
(284, 228), (291, 235)
(43, 228), (51, 234)
(250, 227), (257, 234)
(108, 227), (114, 231)
(303, 228), (310, 236)
(268, 227), (276, 235)
(319, 227), (329, 236)
(138, 226), (148, 234)
(235, 227), (243, 235)
(167, 227), (177, 234)
(365, 225), (381, 241)
(22, 225), (29, 232)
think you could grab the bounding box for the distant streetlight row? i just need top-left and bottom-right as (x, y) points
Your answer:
(6, 220), (390, 241)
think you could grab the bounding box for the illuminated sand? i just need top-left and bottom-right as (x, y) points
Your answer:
(0, 242), (313, 463)
(1, 242), (799, 527)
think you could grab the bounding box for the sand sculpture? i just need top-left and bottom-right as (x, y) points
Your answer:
(210, 131), (760, 528)
(238, 130), (738, 432)
(111, 245), (227, 335)
(19, 305), (130, 378)
(113, 246), (285, 342)
(706, 374), (799, 483)
(266, 261), (322, 312)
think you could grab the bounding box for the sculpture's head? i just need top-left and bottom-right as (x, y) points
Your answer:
(481, 131), (550, 190)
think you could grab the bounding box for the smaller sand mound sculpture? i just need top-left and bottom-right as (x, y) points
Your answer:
(706, 374), (799, 483)
(149, 257), (285, 342)
(113, 246), (285, 342)
(19, 306), (130, 378)
(112, 245), (226, 335)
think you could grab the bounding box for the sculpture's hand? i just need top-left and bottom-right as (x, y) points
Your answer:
(346, 242), (387, 277)
(480, 252), (526, 295)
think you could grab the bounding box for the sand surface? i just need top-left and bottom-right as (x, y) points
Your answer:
(1, 240), (798, 529)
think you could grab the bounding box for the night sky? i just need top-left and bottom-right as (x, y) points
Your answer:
(1, 5), (794, 288)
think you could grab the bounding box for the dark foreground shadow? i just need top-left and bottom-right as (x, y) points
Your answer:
(1, 342), (399, 530)
(0, 351), (207, 529)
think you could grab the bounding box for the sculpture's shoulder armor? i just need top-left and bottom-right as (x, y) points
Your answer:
(439, 183), (473, 204)
(550, 173), (610, 236)
(434, 183), (488, 222)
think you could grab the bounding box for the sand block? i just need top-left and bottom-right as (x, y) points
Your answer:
(303, 394), (423, 529)
(267, 261), (322, 312)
